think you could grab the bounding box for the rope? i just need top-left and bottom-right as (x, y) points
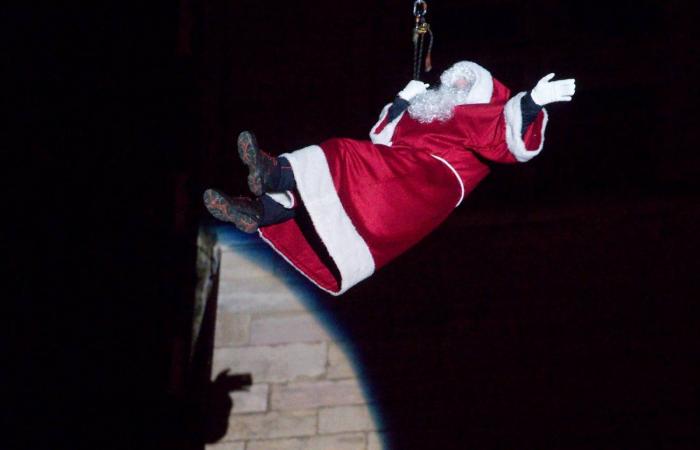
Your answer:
(412, 0), (433, 80)
(413, 30), (424, 80)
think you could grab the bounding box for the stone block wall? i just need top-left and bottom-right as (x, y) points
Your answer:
(206, 228), (384, 450)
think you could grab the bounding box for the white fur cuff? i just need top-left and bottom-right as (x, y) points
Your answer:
(504, 91), (549, 162)
(265, 191), (296, 209)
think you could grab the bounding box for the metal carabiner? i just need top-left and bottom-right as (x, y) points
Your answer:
(413, 0), (428, 19)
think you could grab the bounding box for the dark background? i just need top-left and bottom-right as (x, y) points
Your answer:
(7, 1), (698, 449)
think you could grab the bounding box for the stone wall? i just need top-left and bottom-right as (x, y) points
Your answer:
(206, 227), (384, 450)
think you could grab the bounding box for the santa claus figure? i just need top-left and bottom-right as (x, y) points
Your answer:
(204, 61), (576, 295)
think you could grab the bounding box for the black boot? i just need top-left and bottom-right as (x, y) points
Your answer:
(237, 131), (279, 196)
(203, 189), (262, 233)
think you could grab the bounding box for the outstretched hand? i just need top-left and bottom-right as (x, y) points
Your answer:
(530, 73), (576, 106)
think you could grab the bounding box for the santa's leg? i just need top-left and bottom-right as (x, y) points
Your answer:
(259, 194), (295, 226)
(238, 131), (296, 195)
(203, 189), (295, 233)
(203, 190), (262, 233)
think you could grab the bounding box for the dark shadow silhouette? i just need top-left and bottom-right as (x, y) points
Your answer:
(201, 370), (252, 443)
(183, 225), (256, 448)
(154, 370), (253, 450)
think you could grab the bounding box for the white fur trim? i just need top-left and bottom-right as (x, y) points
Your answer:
(265, 191), (295, 209)
(504, 91), (549, 162)
(369, 103), (403, 146)
(458, 61), (494, 104)
(265, 191), (294, 209)
(279, 146), (375, 295)
(430, 154), (465, 207)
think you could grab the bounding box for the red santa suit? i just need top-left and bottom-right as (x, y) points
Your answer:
(258, 62), (548, 295)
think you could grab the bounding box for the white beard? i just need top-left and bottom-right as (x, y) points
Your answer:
(407, 85), (471, 124)
(407, 61), (482, 124)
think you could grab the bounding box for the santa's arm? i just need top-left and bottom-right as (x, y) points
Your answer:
(370, 80), (428, 145)
(502, 73), (576, 162)
(520, 92), (543, 135)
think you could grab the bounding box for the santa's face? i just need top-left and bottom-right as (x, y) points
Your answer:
(407, 63), (477, 123)
(452, 77), (472, 90)
(440, 62), (478, 98)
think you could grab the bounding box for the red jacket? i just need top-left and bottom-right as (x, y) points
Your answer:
(259, 64), (548, 295)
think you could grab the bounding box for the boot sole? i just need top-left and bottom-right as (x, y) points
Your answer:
(237, 131), (264, 196)
(203, 189), (260, 233)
